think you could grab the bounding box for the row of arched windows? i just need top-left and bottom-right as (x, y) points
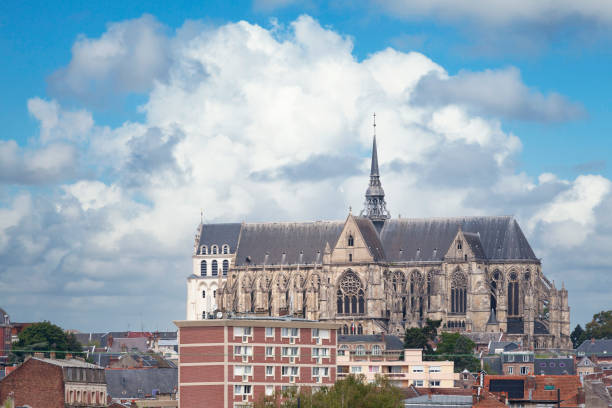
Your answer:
(200, 244), (230, 255)
(200, 260), (229, 277)
(342, 323), (363, 335)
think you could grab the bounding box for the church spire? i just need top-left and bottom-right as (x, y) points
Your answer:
(361, 113), (390, 227)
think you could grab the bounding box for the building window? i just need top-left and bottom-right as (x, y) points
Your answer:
(430, 380), (440, 387)
(222, 260), (229, 276)
(351, 366), (362, 373)
(413, 380), (424, 387)
(202, 290), (206, 298)
(234, 385), (252, 396)
(281, 327), (299, 338)
(265, 327), (274, 337)
(200, 260), (207, 276)
(508, 366), (514, 374)
(212, 245), (218, 254)
(508, 271), (520, 316)
(342, 325), (348, 335)
(265, 347), (274, 357)
(412, 365), (424, 373)
(520, 366), (529, 375)
(266, 366), (274, 376)
(281, 366), (299, 376)
(523, 355), (529, 362)
(508, 355), (515, 362)
(356, 345), (365, 356)
(337, 271), (365, 315)
(348, 235), (354, 247)
(214, 290), (216, 298)
(372, 345), (382, 356)
(451, 269), (467, 314)
(201, 245), (208, 255)
(265, 385), (274, 396)
(222, 244), (229, 254)
(357, 324), (363, 335)
(429, 366), (441, 373)
(212, 260), (218, 276)
(348, 253), (352, 262)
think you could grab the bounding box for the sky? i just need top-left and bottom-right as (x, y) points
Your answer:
(1, 0), (611, 332)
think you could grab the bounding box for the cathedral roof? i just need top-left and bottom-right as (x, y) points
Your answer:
(379, 216), (537, 262)
(197, 223), (242, 253)
(234, 221), (344, 266)
(353, 216), (386, 261)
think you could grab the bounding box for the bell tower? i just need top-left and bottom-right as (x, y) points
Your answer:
(361, 113), (390, 230)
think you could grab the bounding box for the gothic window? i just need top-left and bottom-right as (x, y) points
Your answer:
(357, 324), (363, 335)
(490, 270), (501, 314)
(201, 245), (208, 255)
(348, 235), (354, 247)
(451, 269), (467, 314)
(212, 260), (218, 276)
(392, 271), (405, 293)
(222, 244), (229, 254)
(223, 260), (229, 276)
(212, 245), (218, 254)
(200, 260), (207, 276)
(202, 290), (206, 298)
(337, 271), (365, 315)
(508, 271), (520, 316)
(410, 271), (425, 318)
(457, 240), (462, 250)
(427, 271), (434, 311)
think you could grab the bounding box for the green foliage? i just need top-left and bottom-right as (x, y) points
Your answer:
(402, 319), (442, 359)
(434, 332), (480, 373)
(10, 321), (83, 362)
(571, 324), (586, 349)
(253, 375), (403, 408)
(585, 310), (612, 340)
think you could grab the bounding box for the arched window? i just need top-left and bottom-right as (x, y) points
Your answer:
(372, 345), (382, 356)
(223, 260), (229, 276)
(451, 269), (467, 314)
(201, 245), (208, 255)
(427, 271), (434, 311)
(202, 290), (206, 298)
(490, 270), (501, 314)
(343, 325), (348, 334)
(212, 245), (218, 254)
(457, 240), (462, 250)
(348, 235), (354, 247)
(410, 271), (425, 319)
(337, 271), (365, 315)
(212, 260), (218, 276)
(200, 260), (207, 276)
(357, 324), (363, 335)
(508, 271), (519, 316)
(356, 345), (365, 356)
(222, 244), (229, 254)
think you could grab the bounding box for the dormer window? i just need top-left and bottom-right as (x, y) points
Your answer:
(348, 235), (354, 247)
(201, 245), (208, 255)
(212, 245), (218, 254)
(457, 240), (462, 250)
(222, 244), (229, 254)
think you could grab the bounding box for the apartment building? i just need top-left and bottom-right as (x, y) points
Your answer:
(174, 317), (339, 408)
(337, 347), (455, 388)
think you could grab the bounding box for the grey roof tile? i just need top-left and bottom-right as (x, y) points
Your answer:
(105, 368), (177, 398)
(534, 358), (575, 375)
(354, 217), (386, 261)
(198, 223), (242, 253)
(577, 339), (612, 355)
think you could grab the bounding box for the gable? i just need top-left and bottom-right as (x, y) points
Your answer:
(331, 216), (381, 263)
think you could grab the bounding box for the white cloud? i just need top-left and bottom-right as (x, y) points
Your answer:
(413, 67), (585, 122)
(48, 14), (171, 102)
(0, 140), (78, 184)
(375, 0), (612, 26)
(1, 15), (610, 329)
(27, 98), (93, 143)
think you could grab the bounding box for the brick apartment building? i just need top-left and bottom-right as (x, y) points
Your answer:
(174, 317), (339, 408)
(0, 355), (108, 407)
(0, 308), (9, 365)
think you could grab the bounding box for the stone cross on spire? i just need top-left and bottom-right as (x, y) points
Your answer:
(361, 113), (390, 228)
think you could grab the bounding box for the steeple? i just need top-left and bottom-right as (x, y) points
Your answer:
(361, 113), (390, 228)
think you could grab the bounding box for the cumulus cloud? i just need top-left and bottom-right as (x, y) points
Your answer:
(412, 68), (586, 122)
(27, 98), (93, 143)
(48, 14), (171, 103)
(1, 15), (610, 329)
(0, 141), (79, 184)
(375, 0), (612, 26)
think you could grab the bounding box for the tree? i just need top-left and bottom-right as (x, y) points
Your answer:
(585, 310), (612, 340)
(435, 332), (480, 373)
(402, 319), (442, 359)
(10, 321), (84, 362)
(571, 324), (587, 349)
(253, 375), (403, 408)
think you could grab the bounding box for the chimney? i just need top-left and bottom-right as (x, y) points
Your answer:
(34, 352), (44, 358)
(66, 353), (72, 360)
(50, 351), (56, 359)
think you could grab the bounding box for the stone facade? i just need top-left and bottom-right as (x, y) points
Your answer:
(187, 134), (571, 350)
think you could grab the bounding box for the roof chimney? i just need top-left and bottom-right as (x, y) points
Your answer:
(50, 351), (56, 359)
(34, 352), (44, 358)
(66, 353), (72, 360)
(592, 338), (596, 344)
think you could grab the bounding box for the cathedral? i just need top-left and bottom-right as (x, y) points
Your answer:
(186, 126), (571, 349)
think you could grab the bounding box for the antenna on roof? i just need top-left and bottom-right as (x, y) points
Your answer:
(373, 112), (376, 136)
(200, 209), (204, 224)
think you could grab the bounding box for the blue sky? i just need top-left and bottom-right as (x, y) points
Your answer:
(1, 0), (612, 332)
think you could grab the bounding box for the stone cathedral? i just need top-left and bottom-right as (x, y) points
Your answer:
(187, 129), (571, 349)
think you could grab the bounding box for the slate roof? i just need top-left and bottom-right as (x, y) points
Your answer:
(403, 394), (473, 406)
(235, 221), (344, 266)
(105, 368), (178, 398)
(32, 357), (103, 369)
(462, 332), (502, 345)
(197, 223), (242, 254)
(354, 217), (386, 261)
(338, 334), (404, 350)
(489, 341), (519, 353)
(534, 358), (575, 375)
(481, 355), (503, 375)
(202, 214), (537, 266)
(577, 339), (612, 356)
(380, 216), (537, 262)
(109, 337), (149, 353)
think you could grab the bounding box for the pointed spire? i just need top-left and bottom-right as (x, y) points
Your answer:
(361, 113), (390, 227)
